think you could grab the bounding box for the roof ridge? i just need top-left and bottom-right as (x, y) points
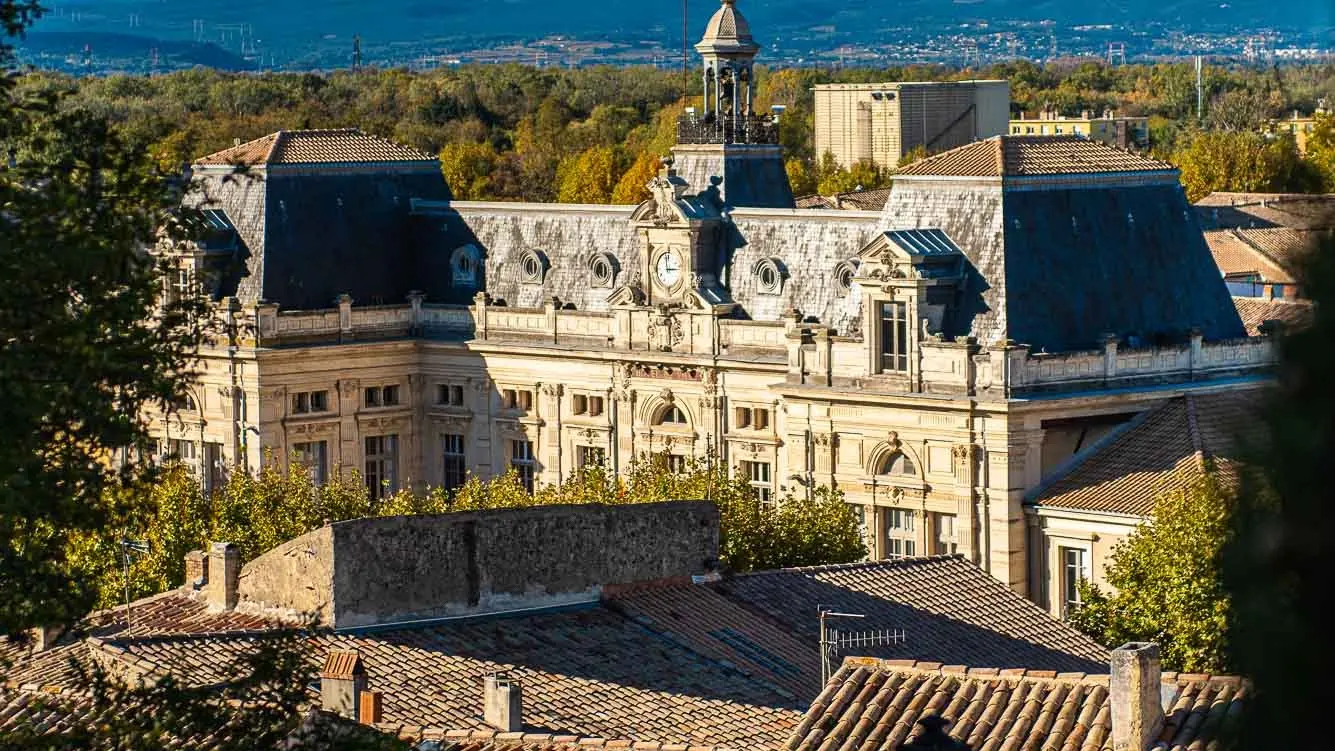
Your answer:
(837, 656), (1249, 688)
(1230, 226), (1296, 271)
(265, 130), (285, 163)
(732, 554), (966, 578)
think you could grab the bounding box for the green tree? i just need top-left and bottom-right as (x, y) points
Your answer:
(1, 34), (209, 635)
(1304, 111), (1335, 190)
(1173, 130), (1311, 202)
(1068, 474), (1234, 673)
(1221, 239), (1335, 751)
(785, 157), (818, 196)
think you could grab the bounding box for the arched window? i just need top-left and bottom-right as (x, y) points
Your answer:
(657, 405), (688, 425)
(451, 244), (481, 288)
(879, 451), (915, 476)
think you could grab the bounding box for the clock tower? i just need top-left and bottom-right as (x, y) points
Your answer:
(621, 159), (731, 311)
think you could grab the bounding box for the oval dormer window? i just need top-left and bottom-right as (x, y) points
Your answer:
(520, 249), (548, 285)
(451, 244), (482, 288)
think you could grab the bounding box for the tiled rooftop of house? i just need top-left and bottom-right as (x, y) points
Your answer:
(894, 136), (1174, 178)
(1232, 296), (1315, 336)
(782, 657), (1246, 751)
(1029, 390), (1258, 517)
(1205, 229), (1296, 283)
(717, 557), (1110, 674)
(1196, 192), (1335, 231)
(194, 128), (436, 166)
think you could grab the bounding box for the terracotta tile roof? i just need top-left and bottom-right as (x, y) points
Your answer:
(1195, 192), (1335, 231)
(1235, 227), (1318, 269)
(834, 188), (892, 211)
(1232, 296), (1315, 336)
(606, 583), (822, 700)
(321, 649), (365, 679)
(1204, 230), (1293, 282)
(795, 194), (835, 209)
(84, 605), (802, 749)
(1030, 390), (1258, 517)
(894, 136), (1173, 178)
(194, 129), (435, 166)
(782, 658), (1247, 751)
(719, 557), (1109, 673)
(398, 728), (733, 750)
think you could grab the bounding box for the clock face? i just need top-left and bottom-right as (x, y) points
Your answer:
(655, 251), (682, 288)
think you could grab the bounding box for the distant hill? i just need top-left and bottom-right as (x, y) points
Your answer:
(20, 31), (249, 70)
(21, 0), (1333, 69)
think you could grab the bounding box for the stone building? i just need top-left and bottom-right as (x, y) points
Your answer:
(151, 0), (1272, 602)
(813, 80), (1010, 170)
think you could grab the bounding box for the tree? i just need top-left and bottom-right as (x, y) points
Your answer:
(611, 150), (659, 205)
(1173, 130), (1312, 202)
(1, 34), (208, 636)
(437, 141), (497, 200)
(1221, 239), (1335, 751)
(785, 158), (817, 196)
(1068, 474), (1233, 673)
(1303, 111), (1335, 190)
(556, 146), (618, 204)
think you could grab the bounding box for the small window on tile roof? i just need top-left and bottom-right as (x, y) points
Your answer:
(451, 244), (481, 288)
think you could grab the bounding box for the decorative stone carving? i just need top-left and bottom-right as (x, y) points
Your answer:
(646, 312), (684, 352)
(887, 431), (901, 452)
(701, 369), (719, 398)
(658, 388), (675, 404)
(540, 383), (563, 398)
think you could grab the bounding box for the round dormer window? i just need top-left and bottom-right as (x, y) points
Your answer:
(753, 257), (786, 296)
(834, 260), (858, 293)
(588, 252), (618, 288)
(520, 249), (548, 285)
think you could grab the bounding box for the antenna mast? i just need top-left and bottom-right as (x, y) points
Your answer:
(818, 606), (907, 685)
(119, 539), (150, 628)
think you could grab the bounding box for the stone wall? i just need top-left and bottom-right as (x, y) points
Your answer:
(235, 501), (719, 629)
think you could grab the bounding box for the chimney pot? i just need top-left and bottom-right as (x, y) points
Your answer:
(184, 549), (208, 590)
(1111, 642), (1163, 751)
(359, 690), (383, 725)
(484, 673), (523, 732)
(206, 542), (240, 611)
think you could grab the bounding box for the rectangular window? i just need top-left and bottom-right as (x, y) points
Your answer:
(879, 301), (909, 373)
(503, 389), (517, 409)
(572, 394), (588, 415)
(576, 445), (606, 470)
(436, 384), (450, 405)
(518, 390), (533, 411)
(886, 508), (917, 559)
(292, 440), (329, 486)
(512, 439), (535, 493)
(168, 439), (196, 461)
(588, 396), (604, 417)
(450, 385), (464, 406)
(665, 454), (687, 474)
(735, 407), (751, 429)
(441, 434), (466, 492)
(934, 512), (958, 555)
(1062, 547), (1088, 615)
(364, 434), (398, 500)
(742, 460), (773, 504)
(203, 441), (225, 494)
(293, 390), (329, 414)
(382, 385), (400, 406)
(364, 387), (381, 408)
(754, 408), (770, 431)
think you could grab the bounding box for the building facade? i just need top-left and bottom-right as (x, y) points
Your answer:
(151, 2), (1271, 604)
(812, 80), (1009, 170)
(1009, 109), (1150, 149)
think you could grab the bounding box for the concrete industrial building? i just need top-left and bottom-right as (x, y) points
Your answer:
(812, 80), (1010, 170)
(147, 0), (1272, 613)
(1009, 109), (1150, 150)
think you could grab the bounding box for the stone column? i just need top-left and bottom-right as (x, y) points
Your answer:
(539, 383), (563, 486)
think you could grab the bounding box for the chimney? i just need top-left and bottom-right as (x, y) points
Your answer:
(206, 542), (240, 611)
(233, 137), (242, 147)
(28, 624), (64, 652)
(320, 650), (368, 720)
(184, 549), (208, 590)
(1111, 642), (1164, 751)
(483, 673), (523, 732)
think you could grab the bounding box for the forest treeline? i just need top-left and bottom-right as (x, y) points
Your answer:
(15, 59), (1335, 204)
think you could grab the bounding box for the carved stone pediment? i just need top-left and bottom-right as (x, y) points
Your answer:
(607, 284), (646, 307)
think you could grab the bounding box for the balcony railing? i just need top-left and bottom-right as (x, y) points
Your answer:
(676, 114), (780, 146)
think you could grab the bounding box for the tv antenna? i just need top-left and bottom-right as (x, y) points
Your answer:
(120, 539), (151, 629)
(818, 606), (907, 685)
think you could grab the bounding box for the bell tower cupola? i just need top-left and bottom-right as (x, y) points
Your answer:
(670, 0), (795, 209)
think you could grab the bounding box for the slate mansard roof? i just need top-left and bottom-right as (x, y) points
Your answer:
(783, 658), (1246, 751)
(188, 131), (1246, 353)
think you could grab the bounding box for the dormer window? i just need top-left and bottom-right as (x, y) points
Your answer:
(879, 301), (909, 372)
(520, 249), (548, 285)
(588, 253), (618, 288)
(451, 244), (481, 289)
(753, 257), (785, 295)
